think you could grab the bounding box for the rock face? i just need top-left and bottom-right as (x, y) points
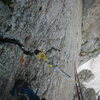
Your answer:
(0, 0), (100, 100)
(0, 0), (82, 100)
(78, 69), (94, 82)
(79, 0), (100, 99)
(80, 0), (100, 64)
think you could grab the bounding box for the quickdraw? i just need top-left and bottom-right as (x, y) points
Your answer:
(34, 49), (77, 83)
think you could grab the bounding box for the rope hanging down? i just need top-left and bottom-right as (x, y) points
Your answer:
(0, 35), (77, 83)
(74, 65), (84, 100)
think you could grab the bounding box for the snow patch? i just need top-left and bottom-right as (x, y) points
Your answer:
(78, 54), (100, 94)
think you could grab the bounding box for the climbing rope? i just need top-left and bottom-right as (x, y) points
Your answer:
(74, 64), (84, 100)
(0, 35), (77, 83)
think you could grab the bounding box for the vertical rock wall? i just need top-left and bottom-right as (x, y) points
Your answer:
(0, 0), (82, 100)
(79, 0), (100, 99)
(80, 0), (100, 64)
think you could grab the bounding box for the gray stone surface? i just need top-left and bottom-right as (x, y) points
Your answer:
(0, 0), (82, 100)
(80, 0), (100, 64)
(0, 0), (99, 99)
(79, 0), (100, 99)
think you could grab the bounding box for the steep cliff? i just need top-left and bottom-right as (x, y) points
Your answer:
(80, 0), (100, 64)
(0, 0), (82, 100)
(78, 0), (100, 100)
(0, 0), (99, 100)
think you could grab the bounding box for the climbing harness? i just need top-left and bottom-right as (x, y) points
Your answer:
(0, 36), (76, 83)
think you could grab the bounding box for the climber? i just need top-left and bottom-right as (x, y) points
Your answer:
(10, 79), (41, 100)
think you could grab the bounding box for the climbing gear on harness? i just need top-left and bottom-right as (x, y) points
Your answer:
(11, 79), (40, 100)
